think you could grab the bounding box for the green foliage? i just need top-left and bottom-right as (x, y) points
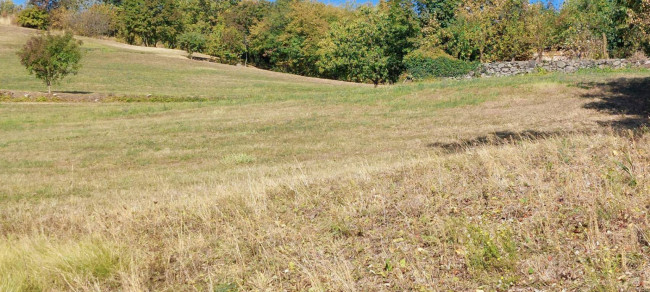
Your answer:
(404, 48), (478, 79)
(178, 31), (206, 58)
(491, 0), (531, 61)
(206, 23), (245, 64)
(118, 0), (182, 47)
(465, 225), (518, 284)
(249, 0), (342, 74)
(413, 0), (462, 28)
(17, 32), (83, 93)
(17, 6), (49, 30)
(317, 1), (418, 85)
(527, 3), (558, 62)
(557, 0), (616, 59)
(208, 0), (265, 66)
(317, 7), (392, 86)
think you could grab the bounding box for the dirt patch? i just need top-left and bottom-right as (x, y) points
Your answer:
(1, 90), (108, 102)
(0, 17), (13, 26)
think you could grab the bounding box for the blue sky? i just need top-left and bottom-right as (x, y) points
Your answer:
(12, 0), (564, 8)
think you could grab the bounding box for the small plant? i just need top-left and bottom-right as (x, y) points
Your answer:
(465, 225), (517, 278)
(223, 153), (255, 164)
(17, 32), (83, 94)
(16, 6), (49, 30)
(534, 66), (549, 75)
(178, 32), (207, 59)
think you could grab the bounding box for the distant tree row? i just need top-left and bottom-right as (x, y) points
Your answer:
(7, 0), (650, 84)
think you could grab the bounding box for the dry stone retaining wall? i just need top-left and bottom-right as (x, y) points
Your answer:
(480, 59), (650, 77)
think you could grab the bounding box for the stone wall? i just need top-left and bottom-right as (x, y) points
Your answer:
(480, 59), (650, 77)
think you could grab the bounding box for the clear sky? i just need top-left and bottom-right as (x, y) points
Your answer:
(11, 0), (565, 8)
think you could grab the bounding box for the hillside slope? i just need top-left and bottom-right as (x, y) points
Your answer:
(1, 24), (650, 291)
(0, 25), (366, 100)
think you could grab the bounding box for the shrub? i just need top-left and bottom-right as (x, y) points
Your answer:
(17, 32), (83, 94)
(404, 48), (479, 79)
(69, 4), (118, 37)
(48, 7), (72, 30)
(178, 31), (207, 58)
(17, 6), (49, 30)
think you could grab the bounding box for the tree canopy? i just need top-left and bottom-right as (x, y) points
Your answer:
(10, 0), (650, 85)
(17, 32), (83, 94)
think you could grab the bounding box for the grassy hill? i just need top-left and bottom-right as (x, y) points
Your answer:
(1, 24), (649, 291)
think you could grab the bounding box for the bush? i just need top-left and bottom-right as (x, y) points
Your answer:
(49, 5), (118, 37)
(71, 4), (118, 37)
(17, 6), (49, 30)
(404, 48), (479, 79)
(178, 31), (207, 58)
(48, 7), (71, 30)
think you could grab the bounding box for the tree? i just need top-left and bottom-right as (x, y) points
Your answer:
(0, 0), (19, 17)
(527, 2), (558, 62)
(248, 0), (342, 74)
(413, 0), (462, 28)
(381, 0), (421, 81)
(119, 0), (182, 47)
(445, 0), (499, 62)
(492, 0), (532, 61)
(178, 31), (206, 58)
(317, 7), (392, 86)
(17, 32), (83, 94)
(626, 0), (650, 43)
(558, 0), (616, 59)
(17, 6), (50, 29)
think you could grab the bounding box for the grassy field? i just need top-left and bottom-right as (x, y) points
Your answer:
(1, 24), (650, 291)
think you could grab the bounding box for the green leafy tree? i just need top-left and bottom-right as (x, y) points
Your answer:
(445, 0), (498, 62)
(317, 7), (392, 86)
(17, 32), (83, 94)
(413, 0), (462, 28)
(178, 31), (206, 58)
(617, 0), (650, 55)
(218, 0), (266, 66)
(381, 0), (421, 81)
(558, 0), (616, 59)
(492, 0), (532, 61)
(527, 2), (558, 62)
(17, 6), (50, 29)
(249, 0), (342, 74)
(119, 0), (182, 47)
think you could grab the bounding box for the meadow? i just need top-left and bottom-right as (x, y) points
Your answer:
(1, 25), (650, 291)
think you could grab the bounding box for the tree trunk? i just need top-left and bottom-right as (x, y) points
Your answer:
(602, 33), (609, 59)
(47, 80), (51, 95)
(537, 48), (543, 63)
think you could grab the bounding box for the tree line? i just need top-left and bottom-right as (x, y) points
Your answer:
(4, 0), (650, 84)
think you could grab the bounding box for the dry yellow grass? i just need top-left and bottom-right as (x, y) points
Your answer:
(1, 24), (650, 291)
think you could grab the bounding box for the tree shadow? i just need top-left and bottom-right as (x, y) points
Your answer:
(579, 77), (650, 130)
(53, 91), (94, 94)
(427, 130), (571, 153)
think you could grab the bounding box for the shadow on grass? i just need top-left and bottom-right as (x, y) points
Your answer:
(54, 91), (94, 94)
(427, 130), (571, 153)
(579, 77), (650, 130)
